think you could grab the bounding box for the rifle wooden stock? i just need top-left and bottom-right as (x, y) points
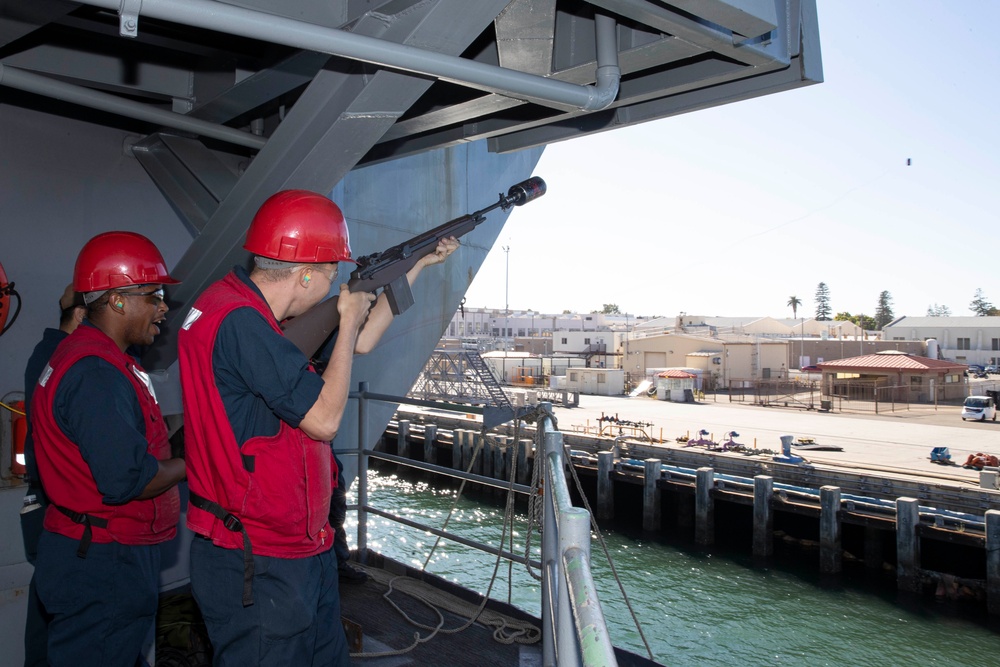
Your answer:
(282, 294), (342, 357)
(281, 176), (546, 358)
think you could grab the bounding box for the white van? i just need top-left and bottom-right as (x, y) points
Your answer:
(961, 395), (996, 421)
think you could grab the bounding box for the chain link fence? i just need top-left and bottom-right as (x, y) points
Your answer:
(715, 376), (996, 415)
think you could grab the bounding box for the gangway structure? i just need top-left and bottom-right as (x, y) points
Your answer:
(410, 347), (514, 409)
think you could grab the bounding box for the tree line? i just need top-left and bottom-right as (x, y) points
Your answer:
(783, 284), (1000, 331)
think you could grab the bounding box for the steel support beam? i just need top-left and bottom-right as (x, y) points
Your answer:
(146, 0), (509, 368)
(79, 0), (621, 113)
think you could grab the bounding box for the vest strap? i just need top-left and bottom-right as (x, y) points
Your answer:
(189, 491), (255, 607)
(55, 505), (109, 558)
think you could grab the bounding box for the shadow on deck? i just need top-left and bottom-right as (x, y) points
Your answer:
(340, 551), (542, 666)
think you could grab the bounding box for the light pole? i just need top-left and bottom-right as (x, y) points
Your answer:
(858, 314), (863, 355)
(801, 316), (805, 368)
(503, 245), (510, 353)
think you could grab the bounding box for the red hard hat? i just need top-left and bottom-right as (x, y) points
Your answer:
(243, 190), (354, 263)
(74, 231), (180, 292)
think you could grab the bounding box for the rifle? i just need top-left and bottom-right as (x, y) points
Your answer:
(282, 176), (546, 357)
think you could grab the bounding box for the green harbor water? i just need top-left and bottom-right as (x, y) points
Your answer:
(347, 467), (1000, 666)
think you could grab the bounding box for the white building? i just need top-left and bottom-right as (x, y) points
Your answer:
(883, 316), (1000, 366)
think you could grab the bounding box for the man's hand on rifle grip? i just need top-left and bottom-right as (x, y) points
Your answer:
(337, 283), (376, 331)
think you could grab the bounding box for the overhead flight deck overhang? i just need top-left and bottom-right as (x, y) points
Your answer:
(0, 0), (821, 369)
(0, 0), (815, 157)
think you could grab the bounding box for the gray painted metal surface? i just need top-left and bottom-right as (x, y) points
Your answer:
(0, 2), (823, 663)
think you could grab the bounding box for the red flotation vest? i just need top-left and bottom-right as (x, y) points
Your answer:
(32, 325), (179, 553)
(179, 272), (334, 560)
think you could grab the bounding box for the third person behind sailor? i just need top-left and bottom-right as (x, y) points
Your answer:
(178, 189), (457, 666)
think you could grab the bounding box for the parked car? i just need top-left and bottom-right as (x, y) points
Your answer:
(961, 395), (996, 421)
(801, 365), (821, 373)
(968, 364), (985, 374)
(986, 365), (1000, 374)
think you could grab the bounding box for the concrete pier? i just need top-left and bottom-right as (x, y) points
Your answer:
(819, 486), (842, 574)
(753, 475), (773, 558)
(380, 412), (1000, 612)
(643, 459), (661, 532)
(597, 452), (614, 521)
(695, 467), (715, 546)
(896, 497), (921, 592)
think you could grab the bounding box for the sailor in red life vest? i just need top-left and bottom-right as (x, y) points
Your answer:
(30, 231), (186, 667)
(178, 190), (456, 666)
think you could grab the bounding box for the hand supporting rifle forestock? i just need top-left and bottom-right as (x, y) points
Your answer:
(281, 177), (546, 357)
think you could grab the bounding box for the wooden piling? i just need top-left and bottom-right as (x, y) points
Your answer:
(494, 437), (506, 481)
(461, 430), (473, 472)
(472, 432), (483, 475)
(753, 475), (773, 558)
(423, 424), (437, 464)
(397, 420), (410, 459)
(517, 439), (531, 486)
(820, 485), (842, 574)
(643, 459), (661, 532)
(896, 497), (921, 592)
(453, 429), (464, 471)
(597, 451), (614, 521)
(987, 510), (1000, 614)
(482, 435), (494, 482)
(695, 467), (715, 546)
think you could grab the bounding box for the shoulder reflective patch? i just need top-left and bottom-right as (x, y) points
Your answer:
(39, 363), (53, 388)
(182, 308), (202, 330)
(131, 366), (158, 403)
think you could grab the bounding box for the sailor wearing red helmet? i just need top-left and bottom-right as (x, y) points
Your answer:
(178, 190), (456, 666)
(30, 231), (186, 667)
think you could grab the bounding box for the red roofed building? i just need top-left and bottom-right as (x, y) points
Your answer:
(817, 351), (967, 402)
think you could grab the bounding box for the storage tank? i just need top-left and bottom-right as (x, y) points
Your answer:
(926, 338), (939, 359)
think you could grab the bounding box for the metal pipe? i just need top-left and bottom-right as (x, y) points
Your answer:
(556, 508), (584, 666)
(356, 382), (370, 560)
(80, 0), (620, 112)
(540, 409), (558, 666)
(0, 63), (266, 150)
(562, 509), (617, 666)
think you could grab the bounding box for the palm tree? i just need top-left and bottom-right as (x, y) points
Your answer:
(787, 295), (802, 319)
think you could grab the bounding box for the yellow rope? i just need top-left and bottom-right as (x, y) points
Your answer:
(0, 400), (25, 416)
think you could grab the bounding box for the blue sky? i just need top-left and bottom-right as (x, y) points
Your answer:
(463, 1), (1000, 321)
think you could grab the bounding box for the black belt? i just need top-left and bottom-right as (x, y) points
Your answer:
(55, 505), (109, 558)
(189, 492), (255, 607)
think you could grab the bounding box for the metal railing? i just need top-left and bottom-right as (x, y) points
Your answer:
(349, 382), (617, 666)
(537, 410), (617, 666)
